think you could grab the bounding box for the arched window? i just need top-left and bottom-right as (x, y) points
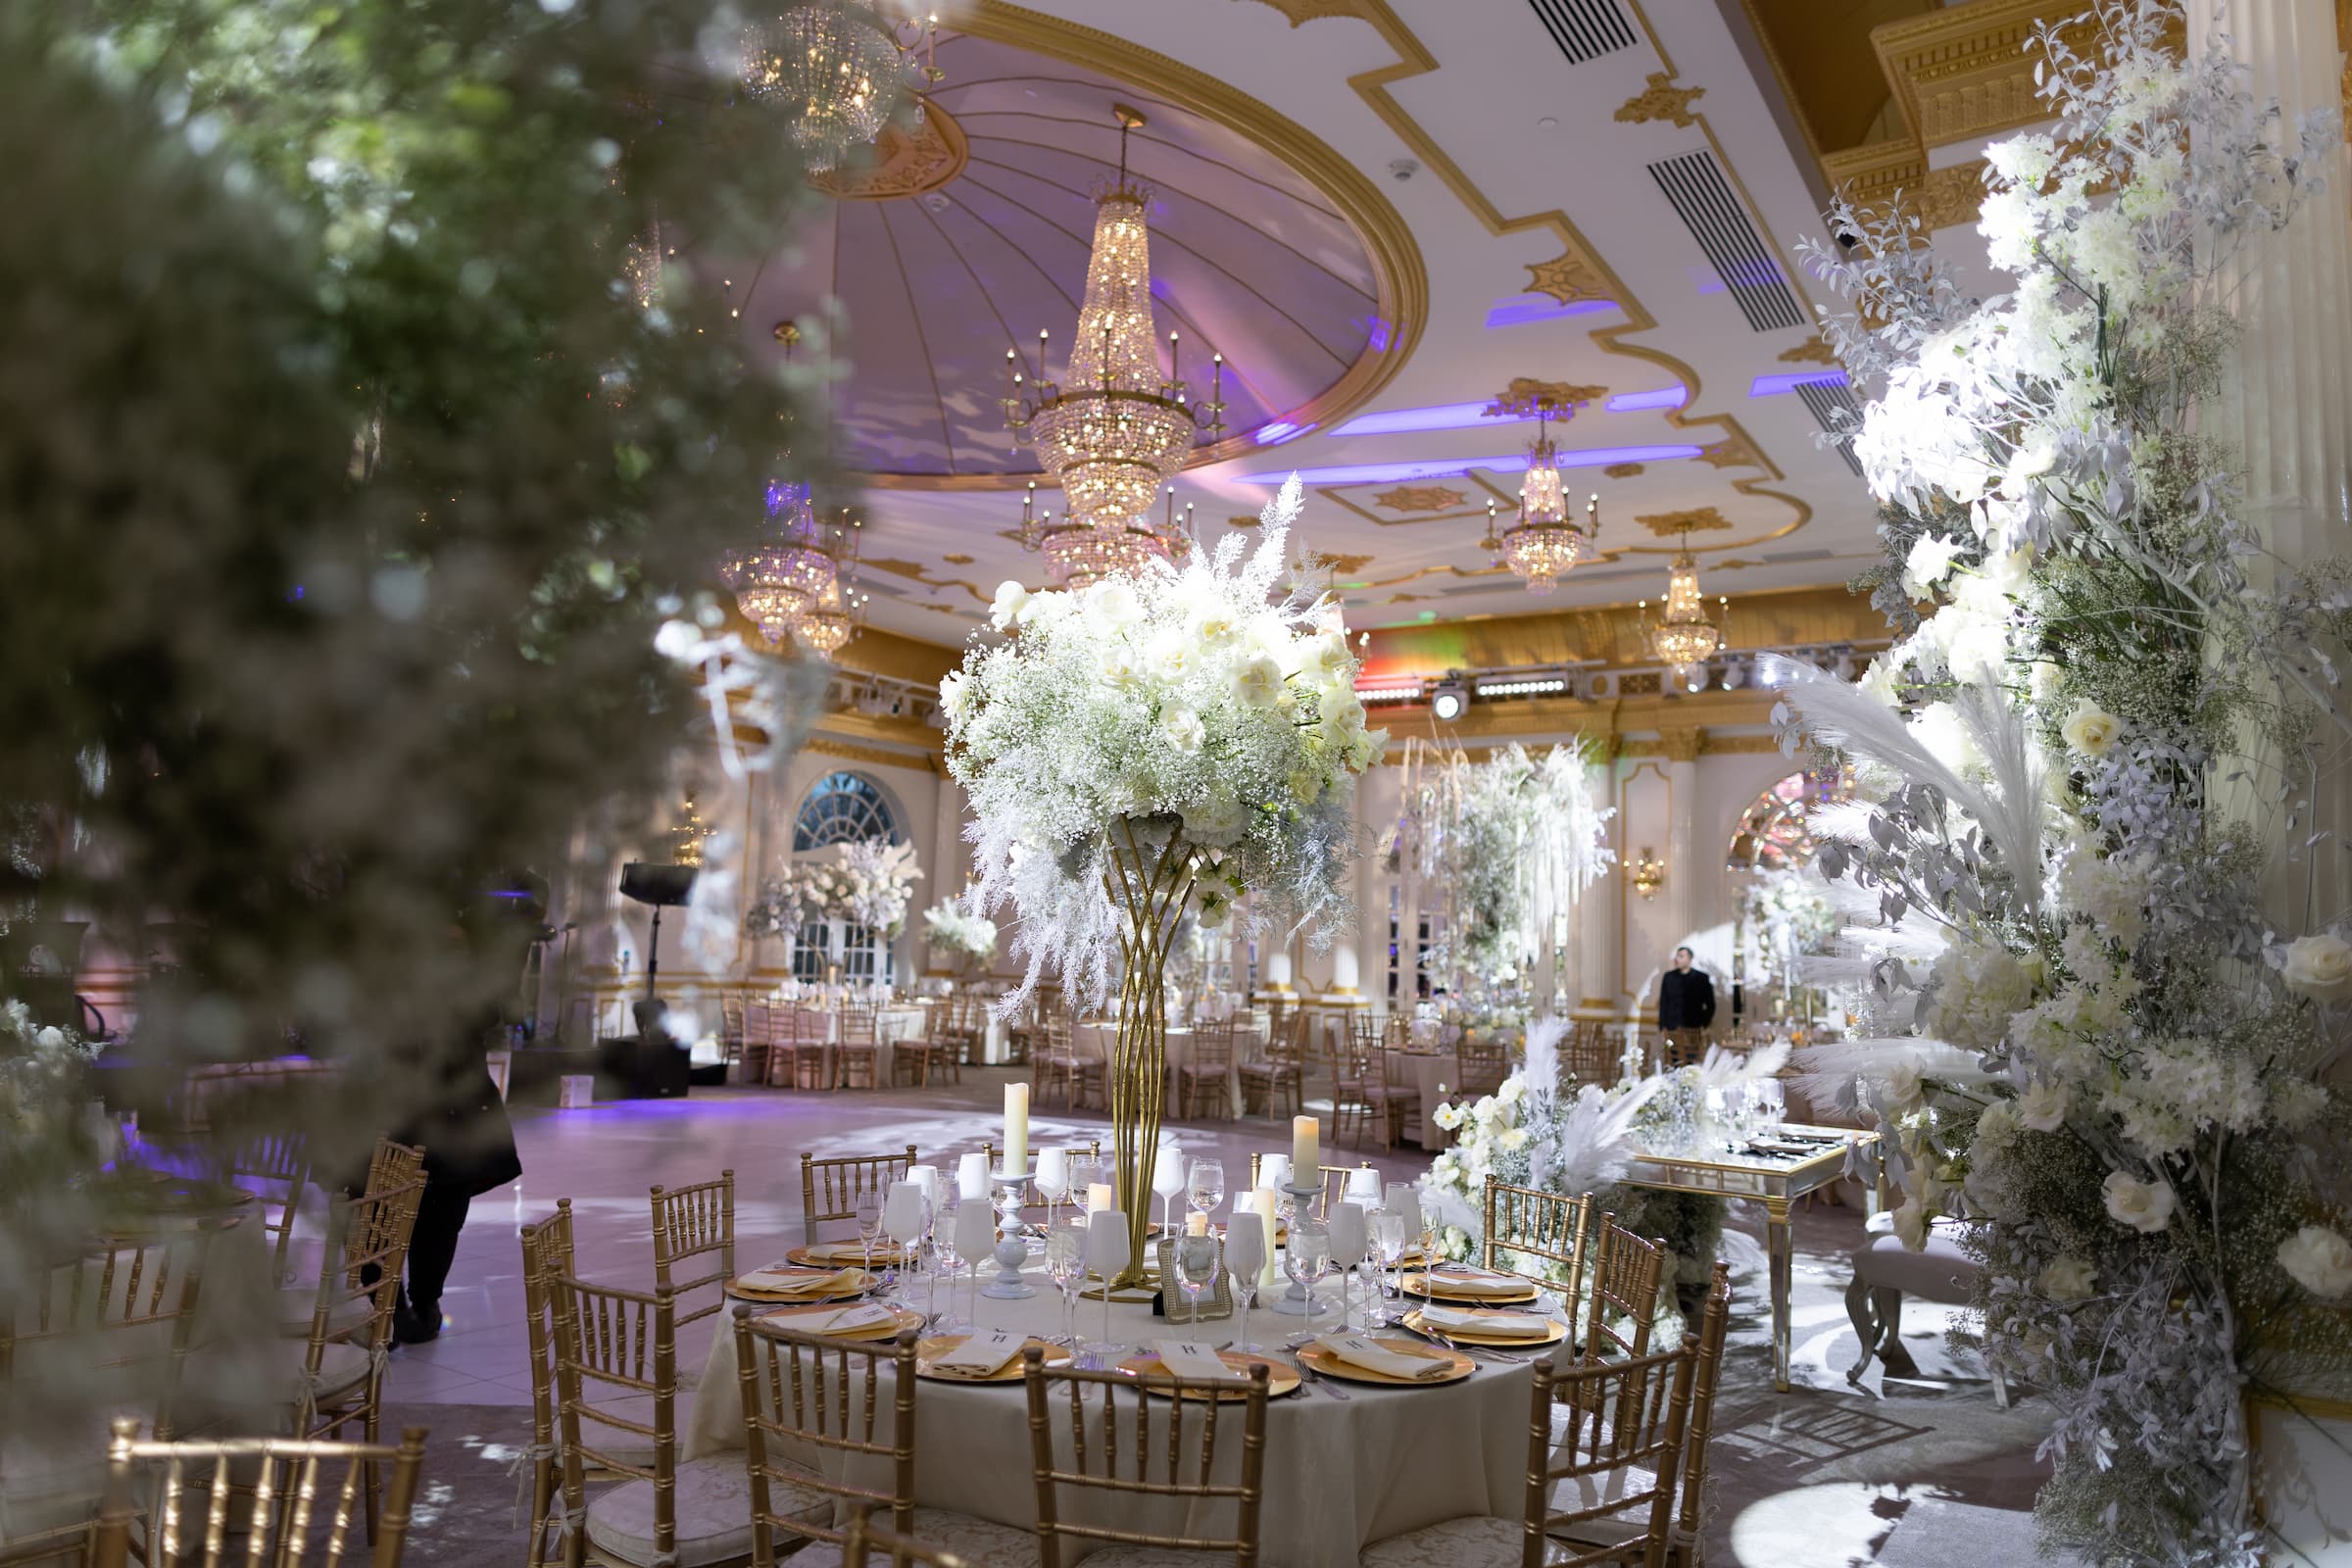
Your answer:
(1726, 765), (1856, 872)
(793, 771), (901, 851)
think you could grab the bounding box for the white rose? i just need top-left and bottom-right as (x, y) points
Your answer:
(1160, 705), (1204, 755)
(2035, 1255), (2097, 1302)
(2102, 1170), (2174, 1234)
(2030, 661), (2064, 704)
(1901, 533), (1966, 597)
(1233, 655), (1286, 709)
(2282, 935), (2352, 1004)
(1884, 1059), (1925, 1114)
(989, 580), (1031, 631)
(2278, 1225), (2352, 1298)
(1346, 725), (1387, 771)
(2061, 699), (2123, 759)
(1101, 641), (1144, 689)
(1891, 1198), (1929, 1252)
(1191, 607), (1240, 645)
(2017, 1078), (2071, 1133)
(1085, 579), (1143, 627)
(939, 669), (974, 721)
(1301, 632), (1350, 679)
(1181, 791), (1246, 848)
(1146, 628), (1190, 680)
(1976, 1101), (2018, 1147)
(1287, 767), (1324, 806)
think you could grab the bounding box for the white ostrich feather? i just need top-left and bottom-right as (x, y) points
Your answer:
(1529, 1077), (1663, 1200)
(1789, 1035), (1991, 1113)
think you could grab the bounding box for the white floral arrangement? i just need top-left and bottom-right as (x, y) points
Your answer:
(1739, 869), (1838, 987)
(744, 838), (918, 943)
(941, 477), (1384, 1008)
(1775, 5), (2350, 1559)
(922, 900), (998, 962)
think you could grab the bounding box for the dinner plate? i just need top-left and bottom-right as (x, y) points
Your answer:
(1116, 1349), (1301, 1400)
(756, 1302), (925, 1342)
(727, 1268), (882, 1304)
(1402, 1307), (1565, 1348)
(1399, 1271), (1541, 1306)
(785, 1244), (906, 1269)
(1295, 1338), (1474, 1387)
(913, 1334), (1072, 1384)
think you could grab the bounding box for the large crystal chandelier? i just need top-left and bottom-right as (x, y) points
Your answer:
(1004, 105), (1225, 567)
(1642, 526), (1727, 667)
(736, 3), (938, 174)
(1019, 483), (1195, 590)
(719, 480), (841, 643)
(1482, 392), (1600, 595)
(789, 512), (866, 657)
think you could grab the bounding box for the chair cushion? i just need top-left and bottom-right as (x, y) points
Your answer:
(1361, 1515), (1573, 1568)
(584, 1454), (828, 1568)
(1544, 1462), (1663, 1546)
(277, 1285), (374, 1339)
(780, 1509), (1041, 1568)
(299, 1340), (376, 1402)
(1850, 1231), (1980, 1304)
(1077, 1549), (1235, 1568)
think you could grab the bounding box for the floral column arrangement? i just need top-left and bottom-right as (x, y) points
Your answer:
(942, 477), (1382, 1283)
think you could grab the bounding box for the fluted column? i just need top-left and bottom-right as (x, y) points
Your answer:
(1576, 743), (1625, 1019)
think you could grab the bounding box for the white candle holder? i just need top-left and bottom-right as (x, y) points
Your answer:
(984, 1162), (1038, 1298)
(1269, 1180), (1326, 1317)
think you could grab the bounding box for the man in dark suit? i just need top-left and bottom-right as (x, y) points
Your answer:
(1657, 946), (1715, 1066)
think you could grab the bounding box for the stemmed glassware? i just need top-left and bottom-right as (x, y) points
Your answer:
(1370, 1210), (1408, 1325)
(1281, 1219), (1333, 1348)
(1046, 1227), (1086, 1346)
(1083, 1212), (1131, 1369)
(1188, 1159), (1225, 1234)
(1328, 1203), (1369, 1331)
(884, 1183), (926, 1318)
(1174, 1234), (1222, 1325)
(1035, 1148), (1070, 1237)
(856, 1191), (885, 1282)
(931, 1203), (964, 1331)
(1152, 1138), (1188, 1240)
(956, 1197), (995, 1330)
(1224, 1212), (1266, 1354)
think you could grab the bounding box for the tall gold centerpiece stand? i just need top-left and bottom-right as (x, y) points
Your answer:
(1102, 813), (1196, 1291)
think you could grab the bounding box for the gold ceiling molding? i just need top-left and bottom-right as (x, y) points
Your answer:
(1355, 582), (1890, 671)
(1366, 690), (1788, 752)
(1604, 463), (1646, 478)
(1524, 245), (1611, 307)
(811, 98), (969, 202)
(1320, 472), (1513, 529)
(1633, 507), (1735, 537)
(807, 732), (943, 776)
(1819, 141), (1989, 231)
(1696, 432), (1765, 470)
(943, 553), (974, 564)
(865, 3), (1427, 494)
(1617, 729), (1782, 759)
(1371, 483), (1468, 514)
(1778, 335), (1839, 366)
(1613, 72), (1706, 129)
(1871, 1), (2082, 151)
(1486, 378), (1607, 416)
(1303, 551), (1376, 574)
(1227, 0), (1376, 23)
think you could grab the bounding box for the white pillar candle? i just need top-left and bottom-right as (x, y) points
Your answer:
(1253, 1188), (1284, 1291)
(1003, 1082), (1030, 1171)
(1292, 1115), (1320, 1187)
(1088, 1182), (1115, 1215)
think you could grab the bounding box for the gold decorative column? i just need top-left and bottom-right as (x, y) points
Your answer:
(1102, 815), (1196, 1290)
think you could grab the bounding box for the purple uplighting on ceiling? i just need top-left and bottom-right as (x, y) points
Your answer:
(1607, 385), (1690, 412)
(1328, 386), (1689, 438)
(1483, 295), (1618, 328)
(1252, 420), (1316, 445)
(1748, 370), (1848, 397)
(1238, 444), (1704, 485)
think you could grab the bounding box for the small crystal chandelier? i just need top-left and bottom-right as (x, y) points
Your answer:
(736, 3), (939, 174)
(1481, 391), (1600, 594)
(1019, 483), (1194, 590)
(1004, 105), (1226, 557)
(719, 480), (842, 643)
(1641, 525), (1728, 668)
(788, 510), (866, 656)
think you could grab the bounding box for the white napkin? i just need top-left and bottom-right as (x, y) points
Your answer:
(771, 1302), (899, 1335)
(806, 1242), (893, 1263)
(1312, 1333), (1453, 1382)
(930, 1329), (1026, 1375)
(1154, 1338), (1246, 1383)
(740, 1267), (859, 1297)
(1418, 1302), (1552, 1340)
(1422, 1269), (1530, 1298)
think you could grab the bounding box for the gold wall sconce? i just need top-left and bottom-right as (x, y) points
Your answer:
(1630, 849), (1665, 902)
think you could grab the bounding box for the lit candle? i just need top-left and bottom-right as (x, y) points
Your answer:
(1186, 1211), (1210, 1237)
(1088, 1182), (1115, 1215)
(1003, 1082), (1030, 1172)
(1253, 1188), (1284, 1291)
(1292, 1115), (1320, 1187)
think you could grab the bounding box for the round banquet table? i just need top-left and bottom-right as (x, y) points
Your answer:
(685, 1263), (1542, 1568)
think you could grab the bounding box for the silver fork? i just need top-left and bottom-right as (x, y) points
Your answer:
(1295, 1358), (1352, 1400)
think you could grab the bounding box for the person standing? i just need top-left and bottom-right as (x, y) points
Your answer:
(1657, 946), (1715, 1067)
(392, 1016), (522, 1344)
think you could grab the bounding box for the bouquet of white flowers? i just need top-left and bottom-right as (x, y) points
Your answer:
(745, 838), (918, 943)
(922, 901), (998, 963)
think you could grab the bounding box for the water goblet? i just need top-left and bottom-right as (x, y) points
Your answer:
(1035, 1148), (1071, 1235)
(956, 1196), (995, 1329)
(1370, 1211), (1408, 1324)
(856, 1191), (885, 1282)
(1175, 1234), (1222, 1325)
(1281, 1222), (1333, 1348)
(883, 1182), (925, 1308)
(1188, 1159), (1226, 1231)
(1046, 1226), (1086, 1346)
(1328, 1202), (1369, 1331)
(1152, 1139), (1188, 1241)
(931, 1204), (964, 1331)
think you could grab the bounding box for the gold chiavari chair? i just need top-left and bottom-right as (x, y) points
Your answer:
(217, 1128), (312, 1287)
(1561, 1023), (1620, 1090)
(734, 1322), (1021, 1568)
(800, 1147), (918, 1249)
(834, 1007), (882, 1092)
(1, 1229), (220, 1568)
(1455, 1033), (1509, 1099)
(839, 1508), (980, 1568)
(1033, 1014), (1102, 1112)
(91, 1416), (429, 1568)
(1240, 1154), (1364, 1223)
(1483, 1183), (1594, 1303)
(1666, 1263), (1734, 1568)
(1021, 1347), (1270, 1568)
(288, 1175), (424, 1543)
(1357, 1335), (1700, 1568)
(1237, 1011), (1304, 1120)
(791, 1008), (832, 1093)
(1329, 1031), (1414, 1151)
(548, 1277), (744, 1568)
(649, 1172), (736, 1338)
(1177, 1015), (1236, 1120)
(366, 1140), (425, 1197)
(719, 999), (749, 1083)
(1584, 1219), (1669, 1363)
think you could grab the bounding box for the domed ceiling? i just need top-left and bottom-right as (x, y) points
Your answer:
(694, 24), (1412, 485)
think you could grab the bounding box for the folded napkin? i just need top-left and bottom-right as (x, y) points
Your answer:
(806, 1242), (895, 1263)
(1313, 1334), (1453, 1382)
(1424, 1269), (1530, 1298)
(771, 1302), (900, 1335)
(929, 1329), (1026, 1376)
(1154, 1339), (1246, 1383)
(1418, 1302), (1552, 1340)
(739, 1267), (859, 1297)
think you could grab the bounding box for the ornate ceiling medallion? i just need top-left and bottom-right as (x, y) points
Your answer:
(1633, 506), (1734, 537)
(1613, 72), (1705, 129)
(1523, 243), (1610, 307)
(1371, 483), (1467, 514)
(811, 96), (968, 201)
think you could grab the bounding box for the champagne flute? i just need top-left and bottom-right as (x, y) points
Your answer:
(1188, 1159), (1226, 1232)
(1046, 1226), (1086, 1346)
(1371, 1210), (1408, 1325)
(1224, 1209), (1266, 1354)
(1328, 1202), (1369, 1332)
(931, 1203), (963, 1331)
(1083, 1211), (1131, 1368)
(856, 1191), (885, 1283)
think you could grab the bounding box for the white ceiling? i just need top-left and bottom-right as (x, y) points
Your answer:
(800, 0), (1884, 647)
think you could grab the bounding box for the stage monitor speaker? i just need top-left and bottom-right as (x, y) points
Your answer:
(619, 863), (697, 906)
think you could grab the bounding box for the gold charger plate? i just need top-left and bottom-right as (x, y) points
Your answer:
(1400, 1271), (1540, 1306)
(1116, 1350), (1301, 1400)
(727, 1268), (882, 1304)
(757, 1302), (925, 1342)
(914, 1335), (1072, 1384)
(786, 1244), (906, 1268)
(1296, 1338), (1474, 1387)
(1402, 1307), (1565, 1348)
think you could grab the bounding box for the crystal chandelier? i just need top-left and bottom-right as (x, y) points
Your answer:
(791, 577), (866, 658)
(1004, 105), (1226, 556)
(1481, 392), (1600, 595)
(1642, 526), (1727, 667)
(736, 3), (938, 174)
(1020, 483), (1195, 589)
(719, 480), (842, 643)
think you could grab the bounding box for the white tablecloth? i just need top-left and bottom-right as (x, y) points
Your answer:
(1069, 1024), (1256, 1116)
(686, 1267), (1535, 1568)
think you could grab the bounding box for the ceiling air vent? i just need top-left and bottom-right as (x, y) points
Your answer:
(1646, 151), (1805, 333)
(1525, 0), (1637, 65)
(1794, 379), (1867, 475)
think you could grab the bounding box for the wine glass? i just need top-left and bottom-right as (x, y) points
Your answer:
(1046, 1226), (1086, 1346)
(1152, 1140), (1188, 1241)
(1371, 1211), (1408, 1325)
(1188, 1159), (1226, 1232)
(1175, 1235), (1222, 1326)
(1035, 1148), (1070, 1236)
(1328, 1202), (1369, 1331)
(931, 1203), (964, 1331)
(1224, 1209), (1266, 1354)
(856, 1191), (885, 1283)
(1281, 1221), (1333, 1348)
(1083, 1211), (1131, 1368)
